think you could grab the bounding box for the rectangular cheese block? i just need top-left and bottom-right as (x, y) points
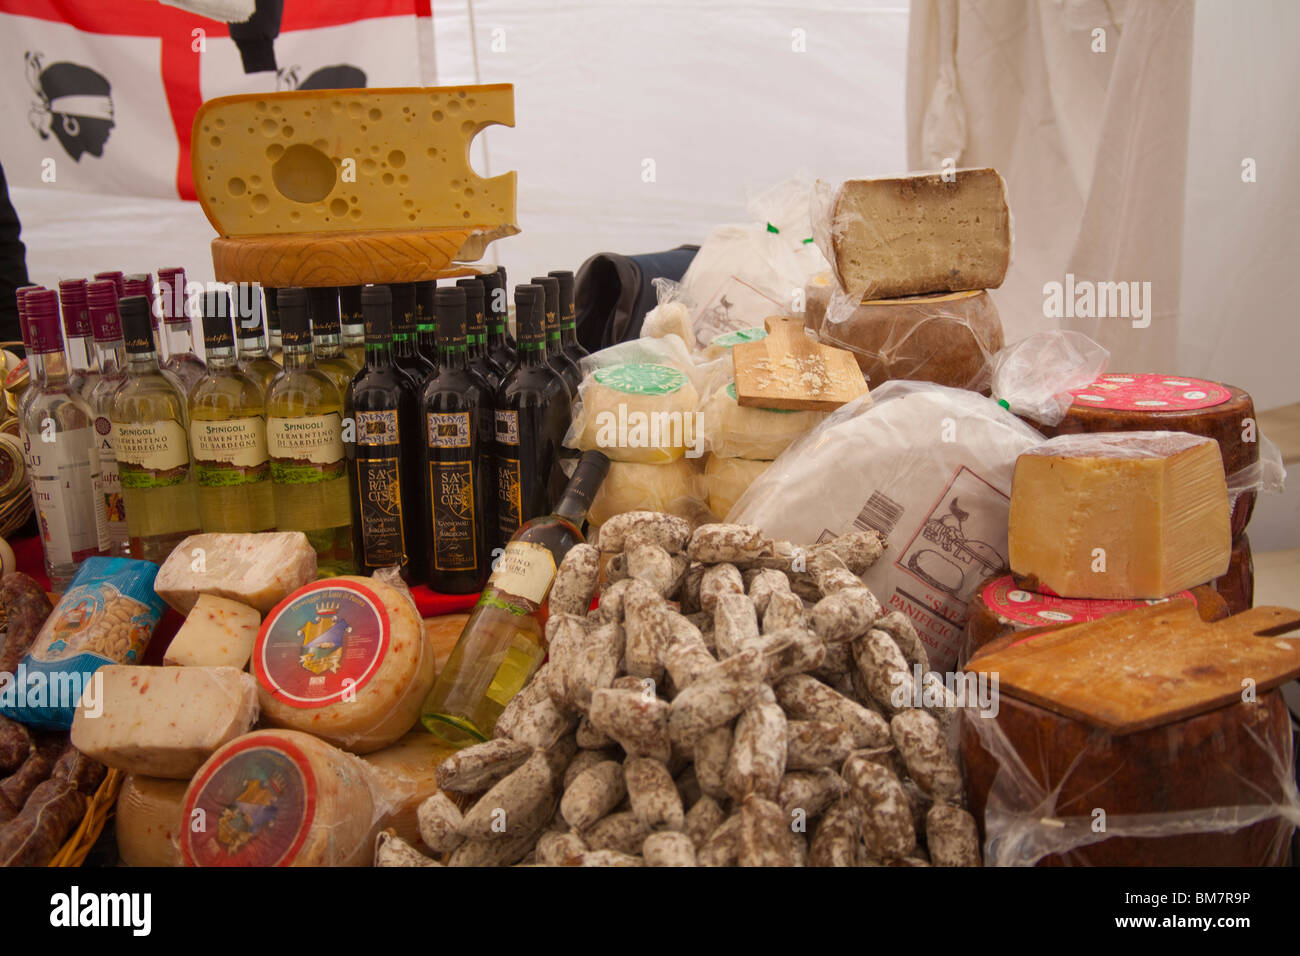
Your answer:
(827, 168), (1011, 298)
(154, 531), (317, 615)
(70, 665), (259, 779)
(163, 594), (260, 669)
(115, 774), (187, 867)
(1009, 431), (1232, 599)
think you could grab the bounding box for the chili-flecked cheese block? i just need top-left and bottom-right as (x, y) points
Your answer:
(571, 364), (701, 464)
(1009, 432), (1231, 599)
(1035, 374), (1259, 536)
(115, 774), (188, 867)
(180, 730), (381, 867)
(705, 456), (771, 522)
(154, 531), (317, 616)
(961, 573), (1228, 666)
(70, 665), (259, 779)
(163, 594), (260, 669)
(1214, 532), (1254, 615)
(362, 730), (457, 847)
(253, 576), (435, 754)
(825, 168), (1011, 299)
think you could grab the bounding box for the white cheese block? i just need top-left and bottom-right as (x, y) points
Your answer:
(154, 531), (318, 616)
(116, 774), (188, 867)
(71, 665), (259, 779)
(362, 730), (458, 847)
(253, 576), (435, 754)
(180, 729), (382, 867)
(701, 381), (825, 459)
(705, 456), (772, 521)
(571, 363), (701, 464)
(588, 457), (707, 527)
(163, 594), (260, 669)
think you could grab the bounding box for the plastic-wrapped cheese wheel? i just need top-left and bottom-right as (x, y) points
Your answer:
(180, 730), (383, 867)
(362, 730), (457, 847)
(253, 576), (435, 754)
(705, 456), (771, 521)
(116, 774), (188, 867)
(1213, 532), (1254, 615)
(588, 457), (706, 527)
(570, 363), (700, 464)
(701, 382), (824, 459)
(702, 326), (766, 360)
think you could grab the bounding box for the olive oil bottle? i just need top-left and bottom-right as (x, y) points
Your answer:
(189, 290), (275, 533)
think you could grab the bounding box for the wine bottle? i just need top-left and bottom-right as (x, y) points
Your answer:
(493, 284), (572, 546)
(548, 269), (590, 364)
(57, 279), (98, 400)
(421, 450), (610, 744)
(481, 267), (515, 368)
(265, 287), (284, 365)
(110, 295), (201, 563)
(189, 290), (275, 534)
(19, 288), (107, 588)
(345, 284), (418, 578)
(415, 280), (439, 367)
(156, 267), (206, 394)
(234, 284), (280, 393)
(93, 271), (125, 297)
(338, 285), (366, 369)
(86, 280), (130, 555)
(421, 286), (492, 594)
(308, 285), (360, 387)
(457, 277), (505, 390)
(531, 275), (581, 395)
(391, 282), (435, 386)
(122, 273), (163, 361)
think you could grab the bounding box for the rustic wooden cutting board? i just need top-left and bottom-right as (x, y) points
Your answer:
(732, 315), (869, 411)
(967, 601), (1300, 735)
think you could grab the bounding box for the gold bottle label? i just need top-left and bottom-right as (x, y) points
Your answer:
(490, 540), (555, 605)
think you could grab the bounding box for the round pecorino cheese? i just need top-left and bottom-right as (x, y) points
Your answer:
(253, 576), (435, 754)
(1214, 532), (1254, 615)
(1036, 373), (1259, 535)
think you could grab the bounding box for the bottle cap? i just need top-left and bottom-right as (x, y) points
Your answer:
(361, 284), (393, 342)
(120, 295), (156, 354)
(456, 278), (486, 335)
(556, 450), (612, 522)
(202, 290), (235, 350)
(480, 269), (507, 321)
(391, 282), (417, 336)
(23, 289), (64, 354)
(415, 280), (437, 328)
(307, 286), (341, 335)
(157, 267), (188, 325)
(434, 287), (467, 345)
(276, 287), (312, 346)
(547, 270), (576, 323)
(339, 285), (363, 324)
(513, 285), (544, 345)
(265, 287), (281, 331)
(531, 276), (560, 333)
(57, 279), (92, 337)
(93, 271), (125, 297)
(235, 284), (264, 337)
(87, 280), (123, 343)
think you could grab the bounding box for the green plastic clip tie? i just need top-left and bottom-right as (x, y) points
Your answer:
(765, 222), (780, 234)
(996, 398), (1010, 410)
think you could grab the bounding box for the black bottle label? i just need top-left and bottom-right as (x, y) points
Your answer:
(428, 411), (478, 572)
(355, 409), (406, 567)
(495, 409), (521, 538)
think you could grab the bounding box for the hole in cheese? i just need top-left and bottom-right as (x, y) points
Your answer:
(272, 143), (338, 204)
(388, 149), (406, 168)
(228, 177), (246, 196)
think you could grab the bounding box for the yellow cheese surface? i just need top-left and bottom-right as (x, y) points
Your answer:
(116, 774), (188, 867)
(163, 594), (260, 669)
(192, 85), (517, 245)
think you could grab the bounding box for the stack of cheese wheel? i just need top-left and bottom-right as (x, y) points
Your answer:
(569, 362), (705, 528)
(1035, 373), (1259, 612)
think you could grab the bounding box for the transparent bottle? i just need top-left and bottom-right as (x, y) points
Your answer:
(234, 284), (280, 393)
(156, 267), (206, 395)
(12, 286), (44, 423)
(19, 289), (107, 589)
(86, 280), (131, 556)
(190, 289), (276, 534)
(110, 295), (201, 563)
(265, 287), (284, 365)
(308, 286), (360, 388)
(122, 273), (164, 364)
(57, 278), (98, 401)
(339, 285), (366, 370)
(266, 288), (353, 574)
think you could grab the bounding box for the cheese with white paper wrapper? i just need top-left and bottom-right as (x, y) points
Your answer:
(70, 665), (259, 779)
(253, 576), (435, 754)
(570, 363), (700, 464)
(154, 531), (317, 616)
(701, 381), (825, 459)
(115, 774), (187, 867)
(163, 594), (260, 669)
(1008, 432), (1232, 599)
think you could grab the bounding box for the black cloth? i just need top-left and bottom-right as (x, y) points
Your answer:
(0, 162), (29, 347)
(573, 245), (698, 351)
(228, 0), (284, 74)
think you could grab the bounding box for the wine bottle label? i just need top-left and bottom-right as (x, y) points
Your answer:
(494, 409), (519, 446)
(356, 409), (399, 446)
(267, 413), (346, 483)
(428, 411), (471, 449)
(94, 415), (128, 547)
(191, 418), (270, 486)
(489, 540), (556, 605)
(428, 410), (479, 572)
(23, 425), (104, 564)
(112, 419), (191, 489)
(356, 455), (406, 568)
(496, 455), (521, 538)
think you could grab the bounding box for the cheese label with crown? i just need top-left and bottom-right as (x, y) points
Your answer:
(255, 580), (390, 708)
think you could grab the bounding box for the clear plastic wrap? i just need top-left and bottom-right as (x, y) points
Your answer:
(154, 531), (318, 616)
(639, 278), (695, 345)
(361, 729), (457, 848)
(1019, 429), (1218, 460)
(988, 331), (1110, 425)
(704, 455), (772, 521)
(588, 457), (709, 528)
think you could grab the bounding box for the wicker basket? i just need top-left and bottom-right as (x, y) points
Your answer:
(48, 768), (124, 867)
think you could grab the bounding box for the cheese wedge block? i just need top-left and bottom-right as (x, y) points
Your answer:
(116, 774), (188, 867)
(163, 594), (260, 669)
(826, 168), (1011, 298)
(362, 730), (457, 847)
(1009, 432), (1232, 599)
(154, 531), (317, 616)
(70, 666), (259, 779)
(253, 576), (435, 754)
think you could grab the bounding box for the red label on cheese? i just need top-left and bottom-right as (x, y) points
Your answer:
(1068, 373), (1231, 412)
(982, 575), (1197, 629)
(181, 736), (316, 867)
(255, 580), (390, 708)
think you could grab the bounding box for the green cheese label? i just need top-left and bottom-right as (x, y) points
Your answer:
(725, 381), (798, 414)
(712, 327), (767, 348)
(593, 363), (686, 396)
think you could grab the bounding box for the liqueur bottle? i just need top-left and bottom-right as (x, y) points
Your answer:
(338, 285), (366, 369)
(457, 277), (505, 390)
(492, 285), (572, 546)
(308, 285), (360, 387)
(109, 295), (201, 564)
(548, 269), (590, 365)
(19, 289), (107, 588)
(531, 275), (581, 395)
(156, 267), (206, 394)
(345, 285), (418, 578)
(93, 271), (125, 297)
(421, 450), (609, 744)
(265, 288), (353, 574)
(57, 278), (98, 400)
(234, 285), (280, 393)
(421, 287), (492, 594)
(86, 280), (130, 555)
(12, 286), (42, 421)
(481, 267), (515, 368)
(391, 282), (435, 387)
(189, 290), (275, 533)
(415, 280), (439, 367)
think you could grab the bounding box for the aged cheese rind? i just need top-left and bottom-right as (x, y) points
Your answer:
(163, 594), (260, 669)
(154, 532), (317, 616)
(827, 169), (1011, 299)
(116, 774), (188, 867)
(1009, 432), (1231, 599)
(70, 665), (259, 779)
(1214, 532), (1254, 616)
